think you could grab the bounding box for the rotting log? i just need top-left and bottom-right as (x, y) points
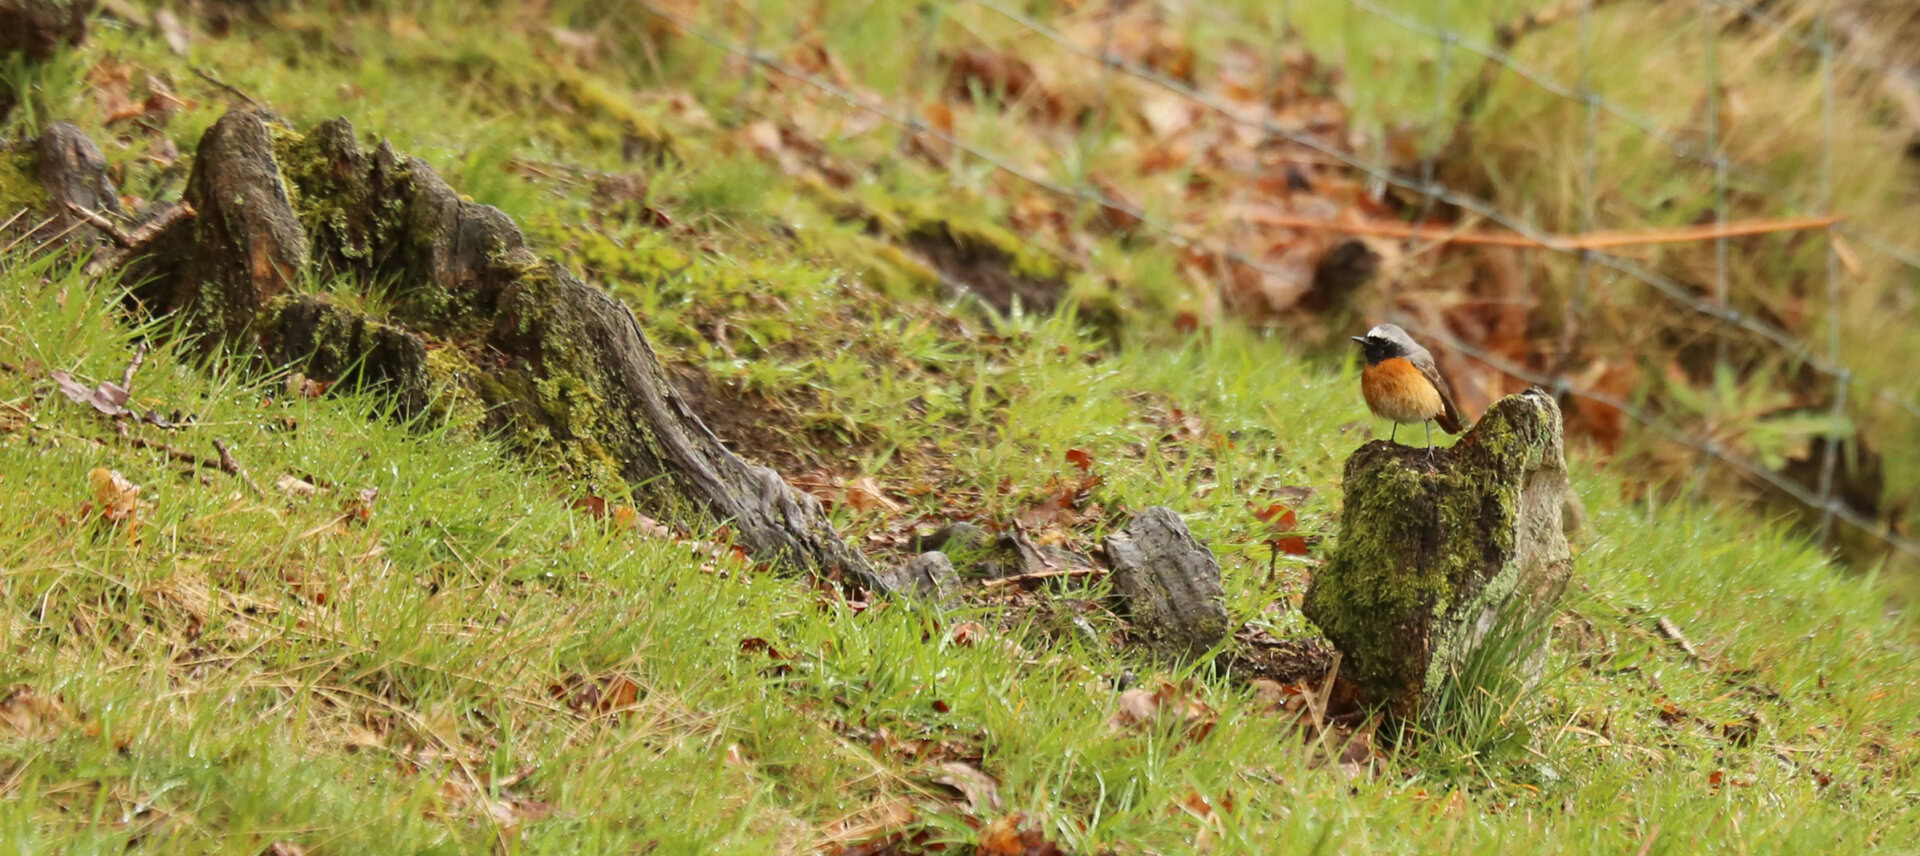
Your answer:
(89, 108), (884, 589)
(1302, 388), (1574, 717)
(1103, 506), (1230, 661)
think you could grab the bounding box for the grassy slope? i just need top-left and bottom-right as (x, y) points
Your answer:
(1, 3), (1917, 854)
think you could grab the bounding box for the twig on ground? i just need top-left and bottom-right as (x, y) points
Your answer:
(192, 66), (262, 108)
(109, 423), (219, 472)
(212, 439), (267, 496)
(85, 203), (196, 275)
(1655, 615), (1703, 664)
(119, 342), (148, 392)
(1633, 823), (1662, 856)
(65, 202), (135, 247)
(979, 566), (1105, 589)
(1312, 650), (1343, 735)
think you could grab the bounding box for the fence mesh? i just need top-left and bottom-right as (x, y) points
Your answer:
(632, 0), (1920, 564)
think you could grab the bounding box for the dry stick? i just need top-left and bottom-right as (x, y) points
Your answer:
(85, 202), (196, 276)
(119, 342), (148, 393)
(127, 434), (221, 472)
(64, 202), (135, 247)
(1237, 210), (1844, 250)
(104, 418), (213, 469)
(191, 66), (262, 108)
(1633, 824), (1662, 856)
(978, 566), (1105, 589)
(211, 439), (266, 497)
(1312, 650), (1343, 735)
(1655, 615), (1703, 664)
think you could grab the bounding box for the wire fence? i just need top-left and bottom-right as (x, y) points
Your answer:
(632, 0), (1920, 562)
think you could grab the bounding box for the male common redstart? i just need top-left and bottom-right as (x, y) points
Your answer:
(1351, 323), (1468, 454)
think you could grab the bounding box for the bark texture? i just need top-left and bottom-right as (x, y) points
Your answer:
(1103, 506), (1229, 660)
(877, 551), (962, 602)
(122, 109), (880, 588)
(1302, 388), (1573, 717)
(30, 122), (123, 250)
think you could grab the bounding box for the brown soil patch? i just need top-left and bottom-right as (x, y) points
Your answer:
(907, 225), (1063, 315)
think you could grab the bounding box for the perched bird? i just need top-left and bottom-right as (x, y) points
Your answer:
(1351, 323), (1468, 455)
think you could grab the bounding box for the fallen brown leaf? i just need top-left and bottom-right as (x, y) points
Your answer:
(87, 467), (149, 525)
(1108, 680), (1217, 743)
(950, 621), (985, 647)
(977, 812), (1064, 856)
(931, 760), (1002, 814)
(276, 474), (319, 498)
(845, 476), (905, 514)
(0, 685), (71, 740)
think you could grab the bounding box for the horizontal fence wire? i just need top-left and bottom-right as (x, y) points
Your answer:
(1387, 314), (1920, 559)
(1337, 0), (1920, 424)
(629, 0), (1920, 561)
(962, 0), (1920, 424)
(1348, 0), (1920, 274)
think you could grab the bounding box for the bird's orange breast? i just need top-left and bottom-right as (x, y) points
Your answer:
(1361, 357), (1444, 424)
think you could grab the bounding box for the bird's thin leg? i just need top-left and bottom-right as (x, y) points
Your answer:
(1390, 423), (1398, 444)
(1425, 421), (1435, 465)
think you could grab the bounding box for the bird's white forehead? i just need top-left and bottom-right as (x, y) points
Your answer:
(1365, 324), (1400, 339)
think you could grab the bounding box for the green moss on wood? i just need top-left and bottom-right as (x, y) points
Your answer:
(1303, 391), (1570, 716)
(0, 148), (50, 211)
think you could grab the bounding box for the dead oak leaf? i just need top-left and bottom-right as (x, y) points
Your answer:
(51, 370), (130, 417)
(87, 467), (150, 525)
(845, 477), (905, 514)
(1108, 680), (1217, 743)
(931, 760), (1002, 814)
(949, 621), (986, 647)
(0, 685), (72, 740)
(276, 474), (320, 498)
(1251, 501), (1309, 556)
(977, 812), (1065, 856)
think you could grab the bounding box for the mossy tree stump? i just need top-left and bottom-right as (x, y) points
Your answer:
(1303, 389), (1574, 717)
(108, 109), (881, 589)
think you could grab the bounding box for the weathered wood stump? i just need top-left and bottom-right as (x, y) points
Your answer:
(27, 123), (124, 251)
(876, 552), (962, 602)
(1302, 389), (1574, 717)
(1103, 506), (1229, 660)
(79, 108), (885, 589)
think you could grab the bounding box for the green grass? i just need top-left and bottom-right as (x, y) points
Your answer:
(4, 242), (1917, 851)
(1, 1), (1917, 853)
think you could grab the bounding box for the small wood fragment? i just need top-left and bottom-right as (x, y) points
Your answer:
(979, 566), (1105, 589)
(212, 438), (266, 496)
(1655, 615), (1702, 664)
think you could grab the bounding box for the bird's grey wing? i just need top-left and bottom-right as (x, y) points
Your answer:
(1411, 350), (1468, 433)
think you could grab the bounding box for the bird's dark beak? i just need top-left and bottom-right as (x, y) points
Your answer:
(1350, 336), (1369, 346)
